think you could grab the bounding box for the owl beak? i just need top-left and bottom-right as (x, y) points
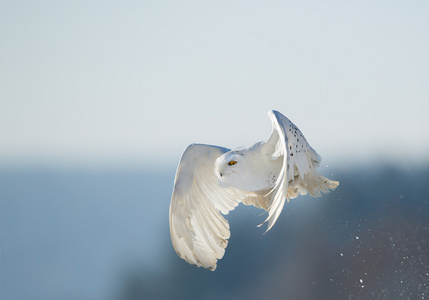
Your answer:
(219, 172), (223, 177)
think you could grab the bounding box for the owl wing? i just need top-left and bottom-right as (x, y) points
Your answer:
(261, 110), (339, 231)
(169, 144), (249, 270)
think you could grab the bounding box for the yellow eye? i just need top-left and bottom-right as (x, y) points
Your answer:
(228, 161), (237, 166)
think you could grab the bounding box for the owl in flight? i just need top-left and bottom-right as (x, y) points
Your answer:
(169, 110), (338, 270)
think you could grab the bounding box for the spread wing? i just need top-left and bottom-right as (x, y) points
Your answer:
(169, 144), (249, 270)
(261, 110), (339, 231)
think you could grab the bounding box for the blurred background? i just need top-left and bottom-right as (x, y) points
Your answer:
(1, 1), (428, 299)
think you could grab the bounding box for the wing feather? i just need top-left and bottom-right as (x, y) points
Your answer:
(261, 110), (338, 231)
(169, 144), (248, 270)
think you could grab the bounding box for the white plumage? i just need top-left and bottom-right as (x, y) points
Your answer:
(169, 110), (339, 270)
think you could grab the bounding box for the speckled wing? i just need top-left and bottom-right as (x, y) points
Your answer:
(262, 110), (337, 231)
(169, 144), (248, 270)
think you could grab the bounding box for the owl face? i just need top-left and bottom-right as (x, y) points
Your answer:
(214, 151), (245, 188)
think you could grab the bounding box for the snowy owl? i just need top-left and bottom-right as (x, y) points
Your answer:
(169, 110), (338, 270)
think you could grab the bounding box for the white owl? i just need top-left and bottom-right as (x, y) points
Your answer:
(169, 110), (338, 270)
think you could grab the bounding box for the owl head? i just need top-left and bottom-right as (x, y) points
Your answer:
(214, 150), (249, 190)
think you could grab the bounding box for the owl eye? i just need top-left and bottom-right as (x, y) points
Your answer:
(228, 161), (237, 166)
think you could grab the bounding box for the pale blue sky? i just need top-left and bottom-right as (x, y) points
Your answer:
(1, 0), (428, 168)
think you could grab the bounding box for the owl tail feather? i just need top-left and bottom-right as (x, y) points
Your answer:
(290, 171), (339, 198)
